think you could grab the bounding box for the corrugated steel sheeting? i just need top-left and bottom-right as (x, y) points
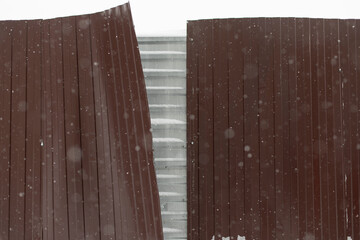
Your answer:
(139, 36), (187, 239)
(0, 3), (163, 240)
(187, 18), (360, 240)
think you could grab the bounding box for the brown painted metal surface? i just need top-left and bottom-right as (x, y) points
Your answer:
(0, 3), (163, 240)
(187, 18), (360, 240)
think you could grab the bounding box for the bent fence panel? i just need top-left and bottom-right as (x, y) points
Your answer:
(187, 18), (360, 240)
(0, 3), (163, 240)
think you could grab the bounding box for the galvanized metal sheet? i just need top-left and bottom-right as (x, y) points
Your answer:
(139, 36), (187, 239)
(0, 3), (163, 240)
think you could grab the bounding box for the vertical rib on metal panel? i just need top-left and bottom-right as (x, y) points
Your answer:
(316, 19), (329, 240)
(348, 19), (359, 240)
(287, 18), (299, 239)
(49, 18), (70, 240)
(354, 19), (360, 240)
(228, 18), (245, 238)
(339, 19), (349, 239)
(0, 21), (12, 240)
(309, 18), (320, 240)
(243, 18), (261, 240)
(280, 18), (292, 239)
(258, 18), (276, 240)
(62, 16), (85, 240)
(41, 19), (54, 240)
(324, 19), (337, 240)
(25, 20), (42, 239)
(9, 21), (27, 240)
(197, 20), (214, 240)
(213, 19), (230, 239)
(351, 20), (360, 239)
(76, 14), (101, 240)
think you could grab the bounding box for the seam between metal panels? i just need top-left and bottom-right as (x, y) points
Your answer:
(88, 14), (102, 239)
(272, 21), (277, 239)
(225, 18), (232, 237)
(256, 20), (261, 240)
(39, 19), (44, 240)
(322, 19), (328, 240)
(61, 18), (71, 240)
(8, 24), (13, 240)
(337, 18), (346, 238)
(353, 20), (359, 240)
(47, 20), (55, 240)
(211, 19), (215, 238)
(309, 18), (315, 237)
(322, 18), (329, 240)
(74, 16), (87, 239)
(24, 20), (28, 240)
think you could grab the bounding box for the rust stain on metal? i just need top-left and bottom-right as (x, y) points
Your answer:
(0, 3), (163, 240)
(187, 18), (360, 240)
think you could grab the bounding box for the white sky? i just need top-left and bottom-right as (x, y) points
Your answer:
(0, 0), (360, 36)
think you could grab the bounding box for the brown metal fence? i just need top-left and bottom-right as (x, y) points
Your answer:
(187, 18), (360, 240)
(0, 3), (163, 240)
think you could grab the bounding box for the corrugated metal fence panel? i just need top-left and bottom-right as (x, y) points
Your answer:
(0, 3), (163, 240)
(187, 18), (360, 240)
(139, 36), (187, 239)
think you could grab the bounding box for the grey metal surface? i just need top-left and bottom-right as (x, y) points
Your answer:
(139, 36), (187, 240)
